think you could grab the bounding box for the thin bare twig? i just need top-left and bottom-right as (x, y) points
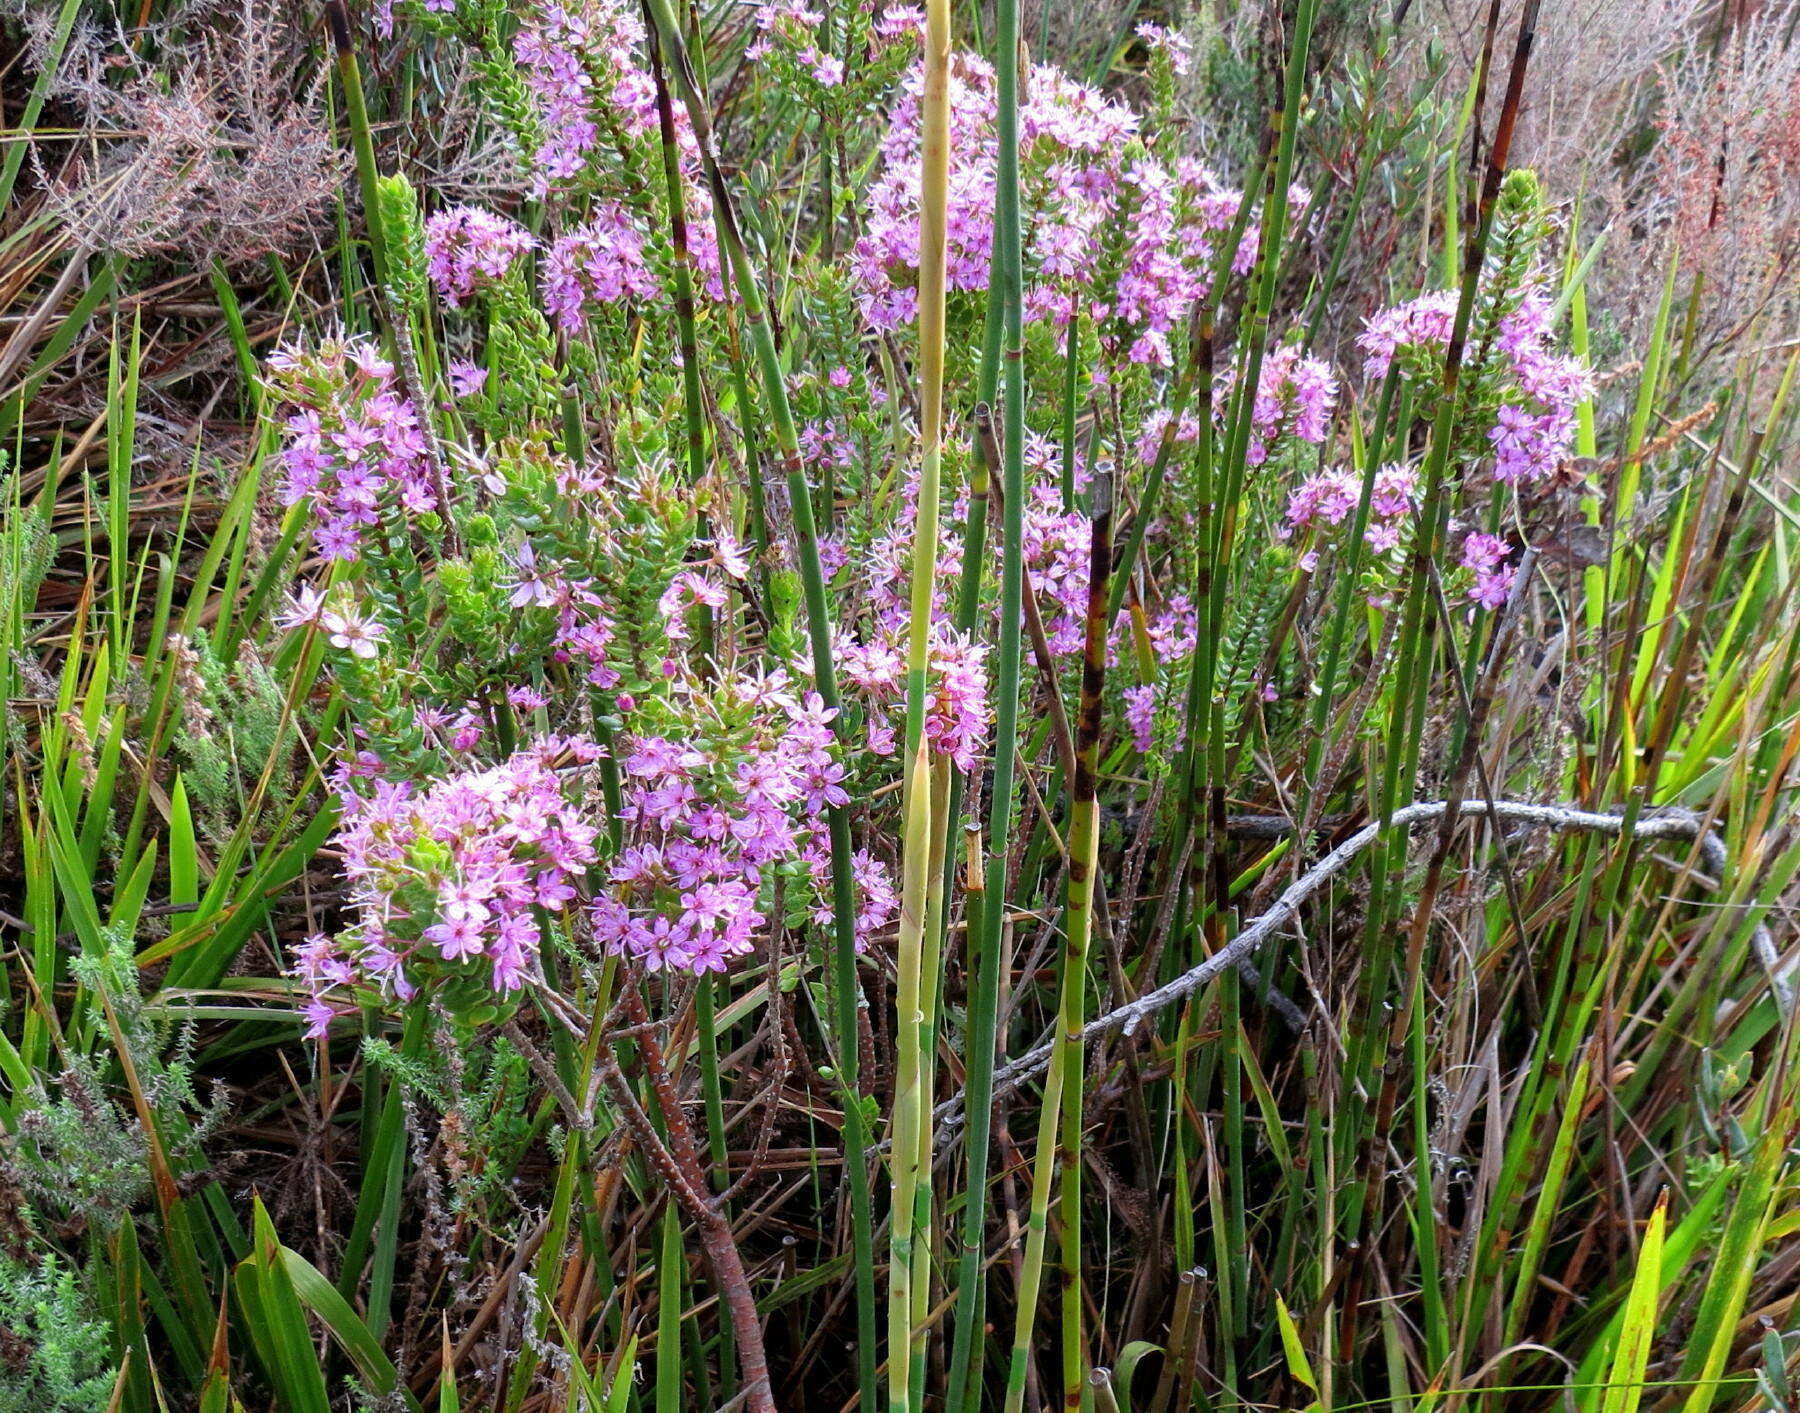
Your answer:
(934, 798), (1791, 1134)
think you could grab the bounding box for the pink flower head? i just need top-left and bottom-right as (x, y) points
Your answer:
(423, 206), (533, 306)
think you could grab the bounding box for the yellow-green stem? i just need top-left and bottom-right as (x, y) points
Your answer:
(890, 0), (952, 1406)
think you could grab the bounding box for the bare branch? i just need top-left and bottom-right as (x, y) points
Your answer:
(935, 798), (1792, 1135)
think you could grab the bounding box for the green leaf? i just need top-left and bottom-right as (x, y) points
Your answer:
(234, 1198), (331, 1413)
(1276, 1294), (1318, 1394)
(1112, 1340), (1163, 1413)
(279, 1247), (421, 1411)
(1601, 1192), (1667, 1413)
(169, 775), (200, 908)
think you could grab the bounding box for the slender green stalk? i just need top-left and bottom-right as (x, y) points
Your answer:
(653, 1205), (683, 1413)
(888, 740), (933, 1413)
(1053, 468), (1114, 1408)
(1001, 1062), (1067, 1413)
(323, 0), (391, 294)
(908, 755), (954, 1397)
(886, 4), (952, 1403)
(645, 9), (707, 493)
(945, 0), (1029, 1397)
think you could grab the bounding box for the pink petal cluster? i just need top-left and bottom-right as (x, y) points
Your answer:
(838, 624), (992, 771)
(1135, 23), (1194, 76)
(1123, 683), (1158, 753)
(1242, 344), (1338, 464)
(857, 439), (1112, 663)
(1460, 530), (1516, 609)
(295, 739), (605, 1035)
(1358, 289), (1593, 484)
(543, 207), (662, 330)
(510, 0), (726, 296)
(514, 0), (655, 186)
(593, 672), (897, 971)
(1285, 463), (1418, 556)
(1146, 594), (1198, 661)
(1355, 291), (1460, 379)
(268, 337), (438, 562)
(744, 0), (822, 61)
(855, 50), (1265, 348)
(423, 206), (534, 306)
(1120, 596), (1206, 753)
(1138, 343), (1336, 469)
(799, 418), (856, 470)
(505, 541), (621, 688)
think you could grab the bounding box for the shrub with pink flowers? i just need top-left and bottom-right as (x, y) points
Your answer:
(15, 0), (1798, 1406)
(266, 1), (1606, 1045)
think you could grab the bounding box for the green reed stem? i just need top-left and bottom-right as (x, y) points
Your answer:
(909, 756), (954, 1398)
(1001, 1061), (1067, 1413)
(943, 0), (1029, 1395)
(324, 0), (391, 295)
(646, 13), (706, 493)
(888, 738), (933, 1413)
(1053, 468), (1114, 1408)
(888, 5), (952, 1401)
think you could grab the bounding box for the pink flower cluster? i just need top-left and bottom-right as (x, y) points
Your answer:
(1358, 289), (1592, 484)
(295, 740), (605, 1035)
(1119, 592), (1206, 752)
(856, 49), (1265, 351)
(592, 672), (898, 971)
(799, 417), (856, 471)
(852, 436), (1106, 671)
(744, 0), (816, 60)
(504, 540), (621, 688)
(297, 660), (903, 1015)
(1240, 344), (1338, 465)
(1356, 291), (1458, 379)
(1135, 23), (1193, 76)
(543, 207), (661, 330)
(1137, 344), (1337, 471)
(1486, 294), (1592, 479)
(1460, 531), (1516, 609)
(279, 584), (388, 658)
(509, 0), (726, 307)
(423, 206), (534, 306)
(741, 0), (879, 83)
(268, 337), (437, 562)
(1123, 683), (1159, 753)
(838, 626), (992, 771)
(1285, 463), (1418, 556)
(1080, 156), (1263, 366)
(514, 0), (656, 186)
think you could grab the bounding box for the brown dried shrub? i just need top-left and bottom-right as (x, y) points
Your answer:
(8, 0), (344, 265)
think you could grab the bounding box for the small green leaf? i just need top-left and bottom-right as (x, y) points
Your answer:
(1275, 1294), (1318, 1394)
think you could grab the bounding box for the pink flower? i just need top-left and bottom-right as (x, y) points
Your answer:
(1461, 532), (1517, 609)
(291, 745), (604, 1013)
(1123, 684), (1157, 752)
(423, 206), (533, 306)
(278, 582), (330, 632)
(322, 607), (386, 658)
(544, 206), (662, 329)
(448, 360), (488, 398)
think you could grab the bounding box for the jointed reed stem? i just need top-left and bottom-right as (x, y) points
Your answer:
(944, 0), (1029, 1400)
(1054, 467), (1113, 1407)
